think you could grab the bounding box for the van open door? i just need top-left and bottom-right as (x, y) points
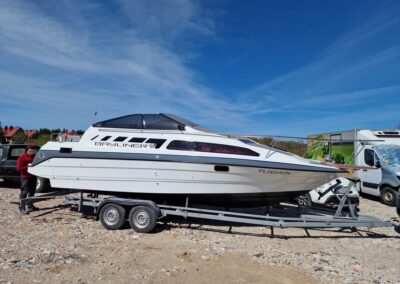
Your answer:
(358, 146), (382, 196)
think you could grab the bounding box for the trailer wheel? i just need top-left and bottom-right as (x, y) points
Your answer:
(380, 187), (397, 207)
(129, 206), (157, 233)
(36, 177), (50, 193)
(99, 203), (126, 230)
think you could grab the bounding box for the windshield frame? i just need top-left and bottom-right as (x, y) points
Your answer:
(238, 138), (296, 156)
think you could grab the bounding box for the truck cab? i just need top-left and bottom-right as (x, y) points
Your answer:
(0, 144), (49, 192)
(0, 144), (37, 183)
(355, 143), (400, 206)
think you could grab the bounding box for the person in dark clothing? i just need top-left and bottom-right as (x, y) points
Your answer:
(16, 145), (38, 214)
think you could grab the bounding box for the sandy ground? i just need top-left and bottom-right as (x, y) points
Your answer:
(0, 186), (399, 284)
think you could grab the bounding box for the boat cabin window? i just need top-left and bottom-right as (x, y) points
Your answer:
(143, 114), (183, 130)
(167, 140), (260, 157)
(129, 137), (146, 143)
(146, 139), (166, 149)
(114, 136), (127, 142)
(91, 135), (99, 140)
(101, 136), (112, 141)
(94, 114), (143, 129)
(93, 114), (185, 130)
(167, 140), (195, 151)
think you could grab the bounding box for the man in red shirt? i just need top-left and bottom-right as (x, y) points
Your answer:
(16, 146), (38, 214)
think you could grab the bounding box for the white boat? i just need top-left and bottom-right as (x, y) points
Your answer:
(28, 113), (345, 206)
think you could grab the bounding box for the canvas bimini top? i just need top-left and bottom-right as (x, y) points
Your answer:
(93, 113), (202, 130)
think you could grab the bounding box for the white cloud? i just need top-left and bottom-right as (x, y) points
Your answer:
(0, 0), (245, 129)
(0, 1), (398, 135)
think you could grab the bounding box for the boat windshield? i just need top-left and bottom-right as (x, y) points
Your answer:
(238, 138), (295, 156)
(161, 113), (198, 127)
(162, 113), (214, 133)
(94, 114), (185, 130)
(374, 144), (400, 165)
(94, 113), (214, 132)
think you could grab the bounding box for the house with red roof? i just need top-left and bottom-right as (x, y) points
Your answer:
(0, 126), (26, 144)
(25, 129), (37, 139)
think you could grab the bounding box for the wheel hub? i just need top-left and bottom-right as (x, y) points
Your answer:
(384, 192), (393, 202)
(134, 211), (150, 228)
(104, 208), (119, 225)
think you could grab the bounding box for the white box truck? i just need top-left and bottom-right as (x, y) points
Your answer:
(308, 129), (400, 206)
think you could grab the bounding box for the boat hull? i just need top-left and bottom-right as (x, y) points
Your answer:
(29, 158), (339, 205)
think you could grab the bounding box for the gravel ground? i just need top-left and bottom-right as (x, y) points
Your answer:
(0, 186), (399, 284)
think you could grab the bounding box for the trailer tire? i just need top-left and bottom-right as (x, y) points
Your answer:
(129, 206), (157, 233)
(99, 203), (126, 230)
(36, 177), (50, 193)
(380, 187), (397, 207)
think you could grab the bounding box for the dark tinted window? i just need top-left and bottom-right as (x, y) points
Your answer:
(146, 139), (166, 149)
(129, 137), (146, 143)
(60, 147), (72, 153)
(167, 140), (195, 151)
(143, 114), (182, 130)
(101, 136), (111, 141)
(364, 149), (374, 166)
(167, 140), (259, 157)
(114, 136), (127, 142)
(91, 135), (99, 140)
(9, 147), (26, 159)
(94, 114), (143, 129)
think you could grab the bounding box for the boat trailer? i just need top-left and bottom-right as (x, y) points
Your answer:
(20, 187), (400, 236)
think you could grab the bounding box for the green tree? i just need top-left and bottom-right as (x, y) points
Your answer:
(332, 153), (345, 164)
(38, 128), (51, 135)
(31, 132), (40, 139)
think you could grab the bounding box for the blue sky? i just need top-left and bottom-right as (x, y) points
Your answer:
(0, 0), (399, 135)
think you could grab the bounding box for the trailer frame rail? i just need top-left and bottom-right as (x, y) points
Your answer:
(19, 188), (400, 235)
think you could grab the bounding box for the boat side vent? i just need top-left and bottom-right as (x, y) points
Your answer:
(214, 165), (229, 172)
(60, 147), (72, 154)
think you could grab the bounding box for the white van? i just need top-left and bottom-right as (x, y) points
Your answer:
(308, 129), (400, 206)
(354, 130), (400, 206)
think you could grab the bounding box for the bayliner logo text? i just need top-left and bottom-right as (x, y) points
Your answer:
(258, 169), (291, 175)
(94, 142), (156, 149)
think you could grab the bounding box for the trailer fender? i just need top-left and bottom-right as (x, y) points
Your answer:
(98, 198), (162, 218)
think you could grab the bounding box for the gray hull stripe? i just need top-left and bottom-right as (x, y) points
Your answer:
(32, 150), (346, 173)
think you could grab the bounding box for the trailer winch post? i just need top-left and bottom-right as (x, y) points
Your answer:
(334, 180), (357, 218)
(78, 191), (83, 213)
